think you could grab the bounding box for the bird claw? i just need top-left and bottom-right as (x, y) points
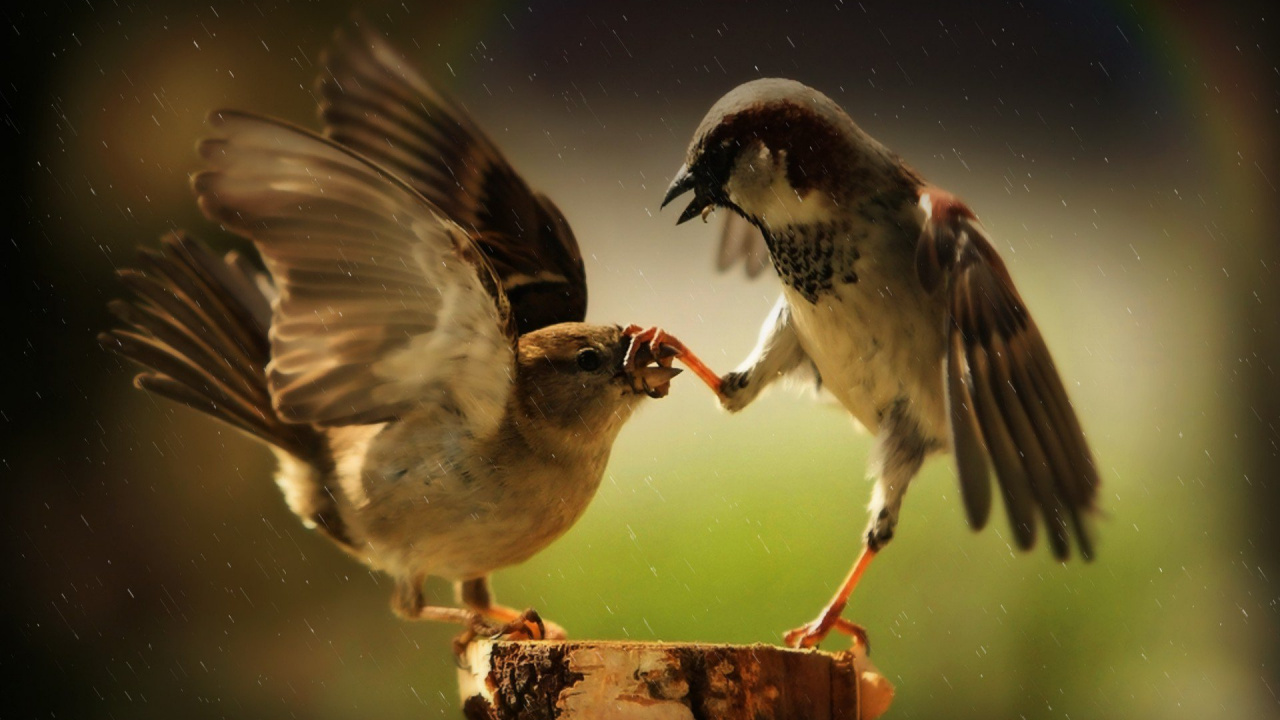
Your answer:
(783, 617), (832, 649)
(831, 618), (872, 654)
(622, 325), (678, 366)
(452, 608), (565, 655)
(490, 608), (548, 641)
(621, 325), (684, 398)
(622, 325), (723, 397)
(783, 603), (870, 652)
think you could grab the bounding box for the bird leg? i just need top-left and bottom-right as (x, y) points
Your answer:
(785, 417), (925, 648)
(718, 297), (809, 412)
(783, 547), (878, 649)
(393, 575), (470, 623)
(622, 324), (722, 395)
(392, 576), (565, 654)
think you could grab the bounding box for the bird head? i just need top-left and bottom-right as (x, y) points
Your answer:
(662, 78), (893, 229)
(513, 323), (680, 441)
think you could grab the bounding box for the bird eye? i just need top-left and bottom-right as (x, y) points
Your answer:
(576, 348), (602, 372)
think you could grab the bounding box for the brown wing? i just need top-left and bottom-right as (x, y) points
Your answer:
(717, 212), (771, 278)
(316, 24), (586, 334)
(193, 111), (517, 434)
(917, 191), (1099, 560)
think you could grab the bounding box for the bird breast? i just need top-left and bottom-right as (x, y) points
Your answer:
(779, 221), (950, 441)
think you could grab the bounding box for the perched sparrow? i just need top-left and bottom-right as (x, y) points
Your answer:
(100, 28), (699, 645)
(663, 79), (1099, 648)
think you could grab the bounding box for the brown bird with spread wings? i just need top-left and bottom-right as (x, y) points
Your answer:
(101, 26), (711, 645)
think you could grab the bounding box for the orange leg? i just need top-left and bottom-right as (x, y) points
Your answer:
(622, 325), (723, 395)
(783, 547), (878, 649)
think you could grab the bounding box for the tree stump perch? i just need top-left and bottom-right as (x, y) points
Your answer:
(458, 640), (893, 720)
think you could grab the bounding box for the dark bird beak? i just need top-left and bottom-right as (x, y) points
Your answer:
(661, 163), (712, 225)
(662, 164), (696, 208)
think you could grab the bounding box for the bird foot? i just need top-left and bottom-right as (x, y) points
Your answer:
(621, 325), (721, 397)
(452, 608), (566, 655)
(783, 604), (870, 652)
(621, 325), (683, 397)
(527, 612), (568, 641)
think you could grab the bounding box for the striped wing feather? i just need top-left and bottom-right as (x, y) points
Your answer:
(918, 192), (1099, 559)
(192, 110), (516, 436)
(317, 24), (587, 334)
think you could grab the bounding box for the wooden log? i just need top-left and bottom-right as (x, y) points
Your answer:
(458, 640), (894, 720)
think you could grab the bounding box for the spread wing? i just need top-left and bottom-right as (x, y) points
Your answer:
(316, 24), (587, 334)
(192, 110), (516, 436)
(717, 213), (771, 278)
(916, 191), (1099, 560)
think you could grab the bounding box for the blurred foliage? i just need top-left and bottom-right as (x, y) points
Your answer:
(4, 1), (1276, 718)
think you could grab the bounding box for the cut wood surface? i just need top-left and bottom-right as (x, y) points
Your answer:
(458, 640), (893, 720)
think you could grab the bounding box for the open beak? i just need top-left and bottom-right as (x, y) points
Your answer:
(630, 365), (682, 399)
(661, 163), (713, 225)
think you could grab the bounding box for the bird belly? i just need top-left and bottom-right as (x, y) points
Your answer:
(338, 420), (609, 582)
(414, 458), (607, 580)
(782, 276), (948, 441)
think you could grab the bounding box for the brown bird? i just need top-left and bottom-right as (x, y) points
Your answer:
(99, 28), (703, 645)
(663, 79), (1099, 648)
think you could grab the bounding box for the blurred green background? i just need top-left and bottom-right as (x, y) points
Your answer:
(4, 1), (1277, 718)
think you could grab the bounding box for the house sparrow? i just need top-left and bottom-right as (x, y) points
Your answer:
(99, 29), (703, 646)
(662, 78), (1099, 648)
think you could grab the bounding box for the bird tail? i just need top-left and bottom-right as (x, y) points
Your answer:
(98, 232), (321, 458)
(100, 233), (355, 548)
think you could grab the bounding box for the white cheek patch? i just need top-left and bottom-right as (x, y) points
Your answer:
(727, 148), (834, 228)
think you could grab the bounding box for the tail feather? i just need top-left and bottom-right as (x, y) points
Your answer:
(100, 232), (317, 459)
(133, 247), (268, 382)
(112, 267), (262, 394)
(105, 326), (274, 440)
(146, 239), (271, 355)
(104, 232), (357, 551)
(106, 299), (263, 409)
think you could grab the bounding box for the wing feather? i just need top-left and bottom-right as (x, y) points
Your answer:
(946, 321), (992, 530)
(919, 190), (1098, 558)
(964, 338), (1039, 550)
(317, 24), (587, 334)
(192, 110), (515, 435)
